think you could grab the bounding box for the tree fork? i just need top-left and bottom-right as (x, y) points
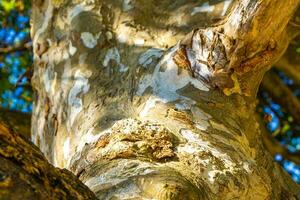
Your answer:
(30, 0), (300, 199)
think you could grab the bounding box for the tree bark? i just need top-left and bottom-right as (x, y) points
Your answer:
(0, 108), (31, 139)
(30, 0), (300, 199)
(0, 121), (97, 199)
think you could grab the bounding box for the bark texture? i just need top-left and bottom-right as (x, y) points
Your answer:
(30, 0), (300, 199)
(0, 108), (31, 139)
(0, 121), (97, 199)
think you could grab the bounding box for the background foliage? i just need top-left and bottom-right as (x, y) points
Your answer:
(258, 69), (300, 183)
(0, 0), (32, 113)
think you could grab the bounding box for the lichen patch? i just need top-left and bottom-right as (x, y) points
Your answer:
(80, 32), (100, 49)
(191, 2), (215, 16)
(103, 47), (128, 72)
(86, 119), (176, 163)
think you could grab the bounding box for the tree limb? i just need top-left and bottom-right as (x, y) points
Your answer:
(275, 57), (300, 85)
(0, 121), (97, 200)
(261, 71), (300, 122)
(0, 40), (32, 55)
(275, 40), (300, 85)
(0, 108), (31, 139)
(175, 0), (300, 96)
(257, 114), (300, 165)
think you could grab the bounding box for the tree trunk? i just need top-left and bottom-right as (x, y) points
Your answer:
(30, 0), (300, 199)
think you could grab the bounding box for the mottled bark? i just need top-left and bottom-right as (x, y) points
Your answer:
(0, 121), (97, 199)
(30, 0), (300, 199)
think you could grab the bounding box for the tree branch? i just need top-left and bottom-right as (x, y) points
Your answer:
(177, 0), (300, 96)
(289, 21), (300, 29)
(261, 71), (300, 122)
(0, 121), (97, 199)
(0, 40), (32, 55)
(257, 114), (300, 165)
(223, 0), (300, 95)
(287, 5), (300, 38)
(275, 56), (300, 85)
(0, 108), (31, 139)
(275, 37), (300, 85)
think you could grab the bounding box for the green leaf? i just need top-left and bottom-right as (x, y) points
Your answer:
(281, 123), (290, 134)
(0, 0), (16, 13)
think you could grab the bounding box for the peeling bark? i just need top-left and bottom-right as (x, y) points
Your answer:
(30, 0), (300, 199)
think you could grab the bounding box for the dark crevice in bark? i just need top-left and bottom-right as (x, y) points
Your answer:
(0, 121), (97, 199)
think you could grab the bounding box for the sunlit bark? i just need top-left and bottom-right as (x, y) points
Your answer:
(30, 0), (300, 199)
